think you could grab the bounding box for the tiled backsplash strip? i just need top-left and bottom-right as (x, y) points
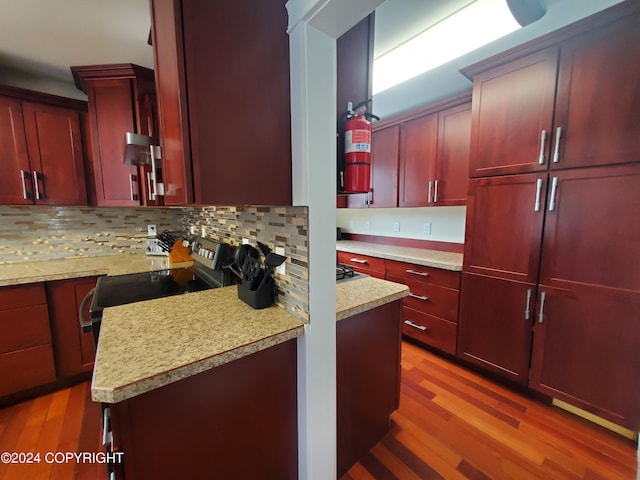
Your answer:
(0, 205), (309, 322)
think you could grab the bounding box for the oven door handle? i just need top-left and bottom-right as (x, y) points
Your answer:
(79, 287), (96, 333)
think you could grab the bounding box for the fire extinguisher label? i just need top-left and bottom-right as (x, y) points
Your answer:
(345, 129), (371, 153)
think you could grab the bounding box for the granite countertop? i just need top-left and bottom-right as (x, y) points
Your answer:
(337, 240), (463, 271)
(0, 254), (183, 287)
(92, 285), (305, 404)
(336, 276), (409, 321)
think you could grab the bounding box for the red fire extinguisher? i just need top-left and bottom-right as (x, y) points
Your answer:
(343, 99), (380, 193)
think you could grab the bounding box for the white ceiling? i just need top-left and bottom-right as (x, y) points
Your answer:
(0, 0), (154, 94)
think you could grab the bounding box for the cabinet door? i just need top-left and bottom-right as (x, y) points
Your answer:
(0, 96), (31, 204)
(539, 164), (640, 292)
(21, 102), (87, 206)
(469, 48), (558, 177)
(149, 0), (193, 205)
(552, 20), (640, 170)
(47, 277), (98, 378)
(86, 79), (139, 206)
(530, 284), (640, 430)
(398, 113), (437, 207)
(457, 273), (535, 384)
(434, 103), (471, 206)
(369, 125), (399, 208)
(464, 173), (546, 283)
(181, 0), (291, 206)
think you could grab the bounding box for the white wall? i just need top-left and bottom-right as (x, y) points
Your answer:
(0, 66), (86, 100)
(337, 205), (466, 243)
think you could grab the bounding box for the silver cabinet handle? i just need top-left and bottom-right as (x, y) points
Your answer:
(102, 407), (113, 446)
(368, 188), (374, 205)
(534, 178), (543, 212)
(339, 171), (344, 189)
(434, 180), (439, 203)
(129, 174), (138, 201)
(20, 170), (29, 200)
(406, 269), (429, 277)
(349, 258), (368, 264)
(32, 171), (41, 200)
(525, 288), (532, 320)
(548, 177), (558, 211)
(428, 181), (433, 203)
(538, 291), (546, 324)
(404, 320), (427, 331)
(538, 129), (547, 165)
(552, 126), (562, 163)
(409, 293), (429, 301)
(147, 172), (153, 202)
(149, 145), (165, 198)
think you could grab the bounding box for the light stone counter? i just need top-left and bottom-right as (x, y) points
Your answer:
(92, 286), (305, 403)
(336, 276), (409, 321)
(0, 254), (185, 287)
(337, 240), (463, 271)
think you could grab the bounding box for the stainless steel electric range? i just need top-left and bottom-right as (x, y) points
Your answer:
(83, 236), (236, 345)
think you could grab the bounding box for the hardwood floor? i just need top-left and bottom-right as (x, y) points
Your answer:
(342, 341), (638, 480)
(1, 341), (637, 479)
(0, 382), (105, 480)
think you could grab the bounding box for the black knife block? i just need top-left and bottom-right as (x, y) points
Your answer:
(237, 275), (274, 309)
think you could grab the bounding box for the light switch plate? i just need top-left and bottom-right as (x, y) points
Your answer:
(147, 224), (157, 236)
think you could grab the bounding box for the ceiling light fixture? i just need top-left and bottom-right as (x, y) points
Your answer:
(373, 0), (525, 94)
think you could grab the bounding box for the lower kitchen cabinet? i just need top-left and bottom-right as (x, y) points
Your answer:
(337, 251), (386, 279)
(0, 283), (56, 398)
(386, 259), (461, 355)
(108, 340), (297, 479)
(48, 277), (98, 378)
(530, 284), (640, 430)
(337, 300), (402, 476)
(457, 273), (535, 384)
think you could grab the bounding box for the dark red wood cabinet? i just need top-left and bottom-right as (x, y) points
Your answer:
(0, 87), (88, 206)
(368, 125), (399, 208)
(0, 283), (56, 398)
(399, 112), (438, 207)
(150, 0), (292, 206)
(109, 340), (298, 479)
(459, 3), (640, 429)
(71, 64), (159, 206)
(336, 251), (385, 279)
(47, 277), (98, 379)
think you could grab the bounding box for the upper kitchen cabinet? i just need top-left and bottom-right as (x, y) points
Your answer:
(150, 0), (292, 205)
(0, 86), (88, 206)
(71, 64), (160, 207)
(374, 94), (471, 208)
(463, 3), (640, 177)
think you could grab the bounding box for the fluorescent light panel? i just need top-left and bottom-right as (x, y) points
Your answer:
(372, 0), (521, 94)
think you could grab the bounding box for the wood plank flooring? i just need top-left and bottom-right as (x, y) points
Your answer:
(0, 341), (637, 479)
(0, 382), (105, 480)
(342, 341), (638, 480)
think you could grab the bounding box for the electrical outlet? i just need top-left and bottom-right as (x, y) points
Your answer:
(423, 223), (431, 234)
(201, 226), (206, 237)
(393, 222), (400, 232)
(189, 225), (196, 235)
(275, 247), (286, 275)
(242, 238), (250, 245)
(147, 224), (157, 236)
(365, 221), (371, 231)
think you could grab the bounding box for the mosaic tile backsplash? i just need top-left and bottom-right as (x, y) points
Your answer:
(0, 205), (309, 322)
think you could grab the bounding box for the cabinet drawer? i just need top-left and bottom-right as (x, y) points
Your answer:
(387, 274), (459, 322)
(386, 259), (460, 289)
(402, 307), (457, 355)
(0, 344), (56, 397)
(0, 304), (51, 354)
(0, 283), (46, 310)
(337, 251), (386, 275)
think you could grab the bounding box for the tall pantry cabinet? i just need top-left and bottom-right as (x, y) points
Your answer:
(458, 3), (640, 430)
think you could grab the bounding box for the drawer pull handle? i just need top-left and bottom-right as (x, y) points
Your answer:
(409, 293), (429, 301)
(406, 269), (429, 277)
(350, 258), (368, 264)
(404, 320), (427, 331)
